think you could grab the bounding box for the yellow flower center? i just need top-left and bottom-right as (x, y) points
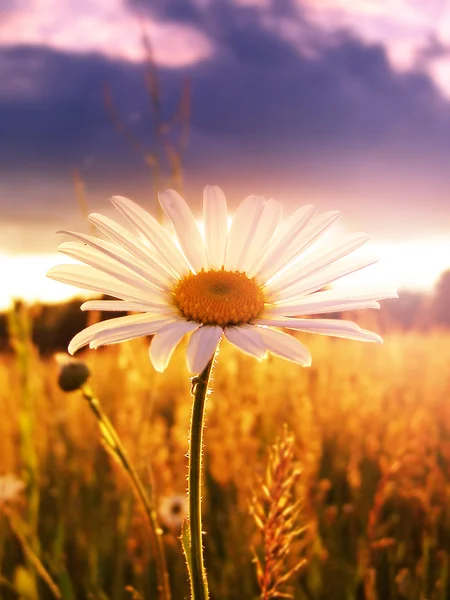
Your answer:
(173, 269), (265, 327)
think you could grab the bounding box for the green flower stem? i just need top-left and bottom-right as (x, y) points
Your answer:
(81, 386), (171, 600)
(188, 359), (215, 600)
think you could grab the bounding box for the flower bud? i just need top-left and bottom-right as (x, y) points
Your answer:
(56, 354), (90, 392)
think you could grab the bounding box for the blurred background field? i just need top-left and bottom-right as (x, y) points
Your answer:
(1, 301), (450, 600)
(3, 0), (450, 598)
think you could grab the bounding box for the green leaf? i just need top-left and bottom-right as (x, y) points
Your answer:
(181, 519), (193, 576)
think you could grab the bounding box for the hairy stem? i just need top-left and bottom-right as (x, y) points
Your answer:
(187, 359), (215, 600)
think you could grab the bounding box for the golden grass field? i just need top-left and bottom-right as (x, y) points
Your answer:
(1, 306), (449, 599)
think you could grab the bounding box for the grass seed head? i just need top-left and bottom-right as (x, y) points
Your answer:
(250, 426), (308, 599)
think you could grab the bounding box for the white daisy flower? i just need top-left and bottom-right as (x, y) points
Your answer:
(158, 494), (189, 532)
(47, 186), (397, 373)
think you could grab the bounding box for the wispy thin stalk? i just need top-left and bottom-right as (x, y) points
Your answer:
(71, 168), (100, 329)
(71, 168), (90, 224)
(186, 359), (215, 600)
(81, 385), (171, 600)
(103, 28), (190, 221)
(7, 303), (41, 590)
(4, 509), (62, 599)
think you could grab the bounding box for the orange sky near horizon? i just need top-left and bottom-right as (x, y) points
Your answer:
(1, 237), (449, 311)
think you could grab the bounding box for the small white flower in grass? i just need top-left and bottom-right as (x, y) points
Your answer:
(47, 186), (397, 373)
(158, 494), (189, 532)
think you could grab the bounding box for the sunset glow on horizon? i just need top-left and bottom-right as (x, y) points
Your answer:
(1, 238), (448, 311)
(0, 253), (91, 310)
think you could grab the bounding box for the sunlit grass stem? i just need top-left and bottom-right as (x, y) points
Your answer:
(4, 508), (62, 599)
(187, 358), (215, 600)
(7, 303), (41, 590)
(81, 385), (171, 600)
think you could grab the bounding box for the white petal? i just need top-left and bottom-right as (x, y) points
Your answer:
(59, 230), (173, 288)
(281, 210), (342, 273)
(186, 325), (223, 373)
(47, 264), (169, 305)
(253, 204), (316, 281)
(90, 317), (177, 349)
(259, 210), (342, 283)
(68, 313), (173, 354)
(267, 232), (370, 295)
(111, 196), (191, 277)
(203, 186), (228, 269)
(256, 317), (383, 343)
(60, 229), (137, 261)
(149, 321), (200, 372)
(274, 255), (378, 303)
(224, 195), (265, 271)
(255, 326), (312, 366)
(80, 300), (178, 314)
(243, 199), (283, 275)
(265, 285), (398, 316)
(86, 213), (178, 282)
(225, 196), (282, 273)
(58, 242), (167, 296)
(158, 189), (206, 273)
(273, 300), (382, 314)
(224, 325), (267, 359)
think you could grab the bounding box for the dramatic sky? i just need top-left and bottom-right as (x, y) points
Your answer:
(1, 0), (450, 305)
